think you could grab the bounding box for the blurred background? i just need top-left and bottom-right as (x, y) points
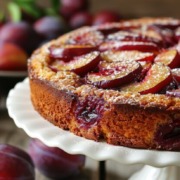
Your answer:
(1, 0), (180, 17)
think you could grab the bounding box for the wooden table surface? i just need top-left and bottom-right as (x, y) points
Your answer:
(1, 0), (180, 18)
(0, 90), (142, 180)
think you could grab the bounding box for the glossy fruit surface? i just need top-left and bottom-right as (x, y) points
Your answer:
(75, 96), (105, 127)
(155, 119), (180, 150)
(69, 30), (104, 46)
(34, 16), (67, 40)
(93, 10), (120, 25)
(0, 144), (35, 180)
(0, 42), (27, 71)
(107, 30), (162, 45)
(49, 44), (96, 61)
(154, 49), (180, 69)
(121, 63), (172, 94)
(151, 18), (180, 30)
(172, 68), (180, 82)
(151, 26), (177, 47)
(94, 23), (125, 35)
(166, 88), (180, 97)
(60, 0), (89, 19)
(99, 41), (159, 52)
(0, 22), (39, 53)
(131, 28), (163, 45)
(101, 50), (155, 63)
(69, 11), (93, 29)
(49, 51), (101, 75)
(86, 60), (142, 88)
(175, 27), (180, 41)
(47, 18), (180, 96)
(28, 139), (85, 179)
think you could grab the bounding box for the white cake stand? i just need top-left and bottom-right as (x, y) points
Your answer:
(6, 78), (180, 180)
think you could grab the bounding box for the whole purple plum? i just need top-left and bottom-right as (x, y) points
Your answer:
(28, 138), (86, 179)
(34, 16), (67, 40)
(0, 22), (40, 54)
(0, 144), (35, 180)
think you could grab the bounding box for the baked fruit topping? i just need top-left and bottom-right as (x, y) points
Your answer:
(68, 30), (104, 46)
(131, 28), (163, 44)
(154, 49), (180, 69)
(121, 63), (172, 94)
(29, 17), (180, 151)
(86, 61), (142, 88)
(99, 41), (159, 52)
(172, 68), (180, 82)
(107, 30), (162, 45)
(166, 88), (180, 97)
(75, 96), (105, 127)
(94, 24), (122, 35)
(49, 44), (97, 61)
(49, 51), (101, 76)
(101, 50), (155, 63)
(155, 119), (180, 150)
(175, 27), (180, 41)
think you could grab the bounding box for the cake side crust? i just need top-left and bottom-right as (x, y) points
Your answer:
(30, 78), (178, 150)
(30, 78), (102, 141)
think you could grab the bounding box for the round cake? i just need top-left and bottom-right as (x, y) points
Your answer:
(28, 17), (180, 151)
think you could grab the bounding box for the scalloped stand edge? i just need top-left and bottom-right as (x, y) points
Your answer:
(6, 78), (180, 180)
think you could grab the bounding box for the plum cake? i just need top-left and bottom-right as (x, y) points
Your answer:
(28, 17), (180, 151)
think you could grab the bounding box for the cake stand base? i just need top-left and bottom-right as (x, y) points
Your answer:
(99, 161), (106, 180)
(129, 165), (180, 180)
(7, 78), (180, 180)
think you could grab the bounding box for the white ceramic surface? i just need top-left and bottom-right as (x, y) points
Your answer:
(6, 78), (180, 168)
(130, 165), (180, 180)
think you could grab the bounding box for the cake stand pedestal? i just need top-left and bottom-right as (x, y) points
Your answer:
(99, 161), (106, 180)
(130, 165), (180, 180)
(7, 78), (180, 180)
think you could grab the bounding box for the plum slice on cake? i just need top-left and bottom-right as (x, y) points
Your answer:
(121, 63), (172, 94)
(86, 60), (142, 88)
(49, 50), (101, 76)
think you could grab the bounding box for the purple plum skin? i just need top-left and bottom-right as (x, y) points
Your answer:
(28, 139), (85, 179)
(0, 144), (35, 180)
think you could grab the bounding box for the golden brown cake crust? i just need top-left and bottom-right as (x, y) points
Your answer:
(28, 17), (180, 151)
(30, 77), (179, 150)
